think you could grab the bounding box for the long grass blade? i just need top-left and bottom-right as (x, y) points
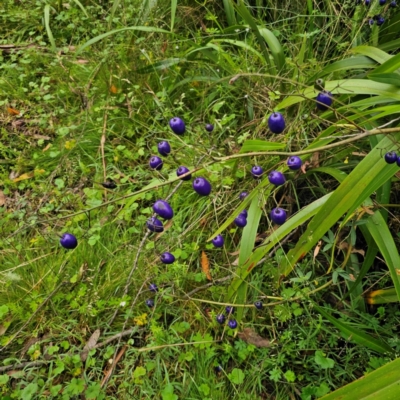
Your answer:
(44, 5), (56, 52)
(170, 0), (177, 32)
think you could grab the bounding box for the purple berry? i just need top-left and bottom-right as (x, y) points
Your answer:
(379, 0), (386, 4)
(234, 215), (247, 228)
(149, 156), (163, 170)
(215, 365), (223, 373)
(177, 166), (192, 181)
(268, 112), (286, 134)
(377, 16), (385, 26)
(145, 299), (154, 307)
(169, 117), (185, 135)
(60, 233), (78, 249)
(160, 252), (175, 264)
(153, 200), (174, 220)
(268, 171), (286, 186)
(216, 314), (226, 324)
(287, 156), (302, 170)
(205, 123), (214, 132)
(146, 217), (164, 232)
(316, 91), (333, 111)
(385, 151), (397, 164)
(239, 191), (248, 201)
(390, 1), (397, 7)
(254, 301), (263, 310)
(270, 208), (287, 225)
(365, 0), (371, 5)
(157, 141), (171, 157)
(149, 283), (158, 292)
(225, 306), (234, 315)
(212, 234), (224, 248)
(397, 156), (400, 167)
(251, 165), (264, 179)
(239, 209), (248, 218)
(228, 319), (238, 329)
(193, 177), (212, 196)
(368, 19), (375, 25)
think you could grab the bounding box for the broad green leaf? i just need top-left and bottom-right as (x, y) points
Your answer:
(240, 140), (285, 152)
(316, 56), (377, 78)
(258, 27), (285, 71)
(71, 0), (89, 18)
(321, 358), (400, 399)
(77, 26), (171, 54)
(350, 45), (392, 64)
(314, 305), (393, 354)
(365, 288), (398, 304)
(368, 73), (400, 86)
(276, 79), (400, 110)
(44, 5), (56, 52)
(222, 0), (236, 26)
(212, 39), (264, 63)
(380, 38), (400, 52)
(170, 0), (177, 32)
(136, 58), (182, 74)
(278, 133), (400, 280)
(369, 51), (400, 74)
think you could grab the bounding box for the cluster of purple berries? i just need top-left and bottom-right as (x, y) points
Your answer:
(384, 151), (400, 166)
(363, 0), (397, 26)
(216, 306), (238, 329)
(145, 283), (159, 308)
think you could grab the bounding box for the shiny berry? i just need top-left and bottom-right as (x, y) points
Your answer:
(193, 177), (212, 196)
(254, 301), (263, 310)
(270, 208), (287, 225)
(205, 123), (214, 132)
(177, 166), (192, 181)
(379, 0), (386, 4)
(239, 209), (248, 218)
(169, 117), (185, 134)
(365, 0), (370, 5)
(239, 191), (248, 201)
(390, 1), (397, 7)
(212, 234), (224, 248)
(149, 283), (158, 292)
(101, 180), (117, 189)
(149, 156), (163, 170)
(60, 233), (78, 249)
(251, 165), (264, 179)
(228, 319), (238, 329)
(377, 16), (385, 26)
(234, 215), (247, 228)
(268, 112), (286, 134)
(160, 252), (175, 264)
(216, 314), (226, 324)
(385, 151), (397, 164)
(153, 200), (174, 220)
(316, 91), (333, 111)
(157, 141), (171, 157)
(268, 171), (286, 186)
(145, 299), (154, 307)
(225, 306), (234, 315)
(287, 156), (302, 170)
(146, 217), (164, 232)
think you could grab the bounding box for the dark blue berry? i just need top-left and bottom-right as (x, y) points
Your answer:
(239, 191), (248, 201)
(268, 171), (286, 186)
(254, 301), (263, 310)
(316, 91), (333, 111)
(149, 156), (163, 170)
(251, 165), (264, 179)
(205, 123), (214, 132)
(212, 235), (224, 248)
(270, 208), (287, 225)
(177, 166), (192, 181)
(268, 112), (286, 134)
(146, 217), (164, 232)
(193, 177), (212, 196)
(169, 117), (185, 134)
(216, 314), (226, 324)
(228, 319), (238, 329)
(287, 156), (302, 170)
(145, 299), (154, 307)
(225, 306), (234, 315)
(160, 252), (175, 264)
(234, 215), (247, 228)
(60, 233), (78, 249)
(149, 283), (158, 292)
(157, 141), (171, 157)
(385, 151), (397, 164)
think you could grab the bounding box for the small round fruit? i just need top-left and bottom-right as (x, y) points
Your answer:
(254, 301), (263, 310)
(268, 112), (286, 134)
(251, 165), (264, 179)
(205, 123), (214, 132)
(316, 91), (333, 111)
(385, 151), (397, 164)
(239, 191), (248, 201)
(228, 319), (238, 329)
(145, 299), (154, 308)
(270, 208), (287, 225)
(215, 365), (223, 373)
(177, 166), (192, 181)
(149, 156), (163, 170)
(157, 141), (171, 157)
(234, 215), (247, 228)
(212, 234), (224, 248)
(193, 177), (212, 196)
(379, 0), (386, 4)
(101, 180), (117, 189)
(365, 0), (371, 5)
(397, 156), (400, 167)
(268, 171), (286, 186)
(368, 18), (375, 25)
(216, 314), (226, 324)
(160, 252), (175, 264)
(153, 200), (174, 220)
(146, 217), (164, 232)
(60, 233), (78, 249)
(377, 16), (385, 26)
(390, 1), (397, 7)
(149, 283), (158, 292)
(225, 306), (234, 315)
(239, 209), (248, 218)
(169, 117), (185, 135)
(287, 156), (302, 170)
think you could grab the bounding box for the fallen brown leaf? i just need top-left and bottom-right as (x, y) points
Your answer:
(0, 190), (5, 207)
(80, 329), (101, 361)
(237, 328), (271, 348)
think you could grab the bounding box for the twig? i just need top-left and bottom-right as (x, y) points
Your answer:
(100, 109), (108, 182)
(184, 276), (232, 297)
(100, 345), (127, 388)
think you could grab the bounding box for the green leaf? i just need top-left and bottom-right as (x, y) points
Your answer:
(161, 383), (178, 400)
(258, 27), (285, 71)
(44, 5), (56, 52)
(240, 140), (285, 152)
(21, 383), (38, 400)
(320, 358), (400, 399)
(365, 288), (398, 304)
(0, 305), (9, 319)
(85, 383), (103, 400)
(316, 56), (377, 78)
(228, 368), (245, 385)
(136, 58), (182, 74)
(170, 0), (177, 32)
(133, 366), (146, 378)
(314, 305), (393, 354)
(369, 51), (400, 74)
(315, 350), (335, 369)
(350, 45), (392, 64)
(222, 0), (236, 26)
(368, 73), (400, 86)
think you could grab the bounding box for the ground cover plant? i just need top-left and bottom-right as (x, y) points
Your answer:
(1, 0), (400, 399)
